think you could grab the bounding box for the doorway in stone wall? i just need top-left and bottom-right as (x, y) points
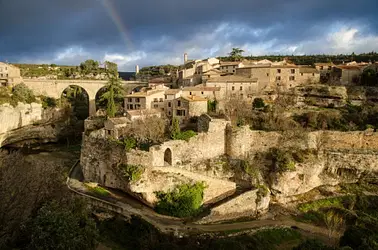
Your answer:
(164, 148), (172, 166)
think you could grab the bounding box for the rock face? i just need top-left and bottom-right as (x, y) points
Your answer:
(0, 103), (69, 147)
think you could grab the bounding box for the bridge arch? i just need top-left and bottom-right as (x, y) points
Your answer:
(95, 86), (125, 115)
(61, 85), (90, 120)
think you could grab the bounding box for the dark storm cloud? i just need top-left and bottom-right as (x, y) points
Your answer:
(1, 0), (378, 68)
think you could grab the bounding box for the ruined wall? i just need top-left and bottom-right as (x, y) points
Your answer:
(150, 118), (230, 166)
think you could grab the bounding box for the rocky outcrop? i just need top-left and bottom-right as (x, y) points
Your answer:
(0, 102), (69, 147)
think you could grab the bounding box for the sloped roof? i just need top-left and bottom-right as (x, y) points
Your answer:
(181, 95), (207, 102)
(165, 89), (181, 95)
(315, 62), (334, 66)
(203, 68), (222, 74)
(183, 86), (221, 92)
(207, 75), (258, 83)
(220, 61), (242, 66)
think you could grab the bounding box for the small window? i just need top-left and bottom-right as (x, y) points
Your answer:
(136, 98), (140, 103)
(301, 73), (303, 76)
(328, 66), (332, 70)
(320, 66), (324, 70)
(178, 100), (181, 107)
(312, 73), (315, 76)
(276, 76), (281, 81)
(165, 95), (167, 99)
(168, 102), (171, 107)
(159, 98), (163, 102)
(240, 93), (243, 98)
(266, 73), (269, 76)
(128, 98), (132, 102)
(201, 91), (204, 95)
(154, 98), (158, 102)
(168, 111), (171, 116)
(154, 104), (158, 108)
(291, 69), (295, 74)
(232, 86), (235, 91)
(0, 74), (2, 77)
(233, 70), (235, 73)
(289, 76), (295, 81)
(277, 69), (281, 73)
(189, 92), (192, 95)
(240, 86), (242, 90)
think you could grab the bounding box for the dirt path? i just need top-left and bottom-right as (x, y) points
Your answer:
(68, 161), (338, 242)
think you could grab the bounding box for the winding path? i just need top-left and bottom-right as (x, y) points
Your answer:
(67, 160), (337, 241)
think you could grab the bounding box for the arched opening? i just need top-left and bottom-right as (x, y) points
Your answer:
(61, 85), (89, 120)
(164, 148), (172, 166)
(95, 86), (125, 115)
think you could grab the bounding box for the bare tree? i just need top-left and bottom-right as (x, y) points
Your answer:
(324, 210), (345, 245)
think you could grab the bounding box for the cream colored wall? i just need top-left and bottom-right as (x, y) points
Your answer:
(206, 81), (258, 102)
(182, 90), (219, 100)
(341, 69), (361, 85)
(172, 98), (190, 123)
(125, 96), (147, 110)
(297, 73), (320, 85)
(189, 101), (208, 116)
(145, 91), (165, 109)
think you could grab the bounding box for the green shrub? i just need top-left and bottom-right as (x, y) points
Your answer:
(12, 83), (36, 104)
(268, 148), (296, 172)
(252, 98), (265, 109)
(155, 182), (206, 217)
(41, 96), (57, 108)
(298, 197), (346, 213)
(118, 164), (144, 181)
(173, 130), (197, 141)
(85, 184), (110, 196)
(122, 137), (137, 151)
(0, 86), (12, 105)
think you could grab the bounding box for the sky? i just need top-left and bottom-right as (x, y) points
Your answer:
(1, 0), (378, 71)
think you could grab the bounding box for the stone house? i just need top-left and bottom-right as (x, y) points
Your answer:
(205, 75), (259, 101)
(164, 89), (182, 117)
(219, 62), (244, 74)
(124, 89), (165, 111)
(0, 62), (22, 87)
(126, 109), (161, 121)
(201, 69), (223, 83)
(235, 64), (319, 90)
(332, 65), (367, 85)
(104, 117), (129, 139)
(182, 86), (221, 101)
(170, 96), (208, 122)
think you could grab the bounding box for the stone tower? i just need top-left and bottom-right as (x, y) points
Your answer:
(184, 53), (188, 64)
(135, 65), (140, 74)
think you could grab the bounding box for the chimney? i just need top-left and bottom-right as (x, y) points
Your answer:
(135, 65), (140, 74)
(184, 53), (188, 64)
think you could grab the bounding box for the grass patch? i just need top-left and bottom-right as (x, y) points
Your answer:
(155, 182), (206, 218)
(298, 197), (346, 213)
(173, 130), (197, 141)
(85, 184), (110, 197)
(118, 164), (144, 182)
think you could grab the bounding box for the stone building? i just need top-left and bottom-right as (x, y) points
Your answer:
(0, 62), (22, 87)
(205, 75), (259, 101)
(182, 86), (221, 101)
(124, 89), (165, 111)
(332, 65), (367, 85)
(219, 62), (244, 74)
(170, 96), (208, 123)
(201, 69), (223, 83)
(104, 117), (129, 139)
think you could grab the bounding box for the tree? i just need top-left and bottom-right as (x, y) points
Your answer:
(100, 76), (124, 118)
(12, 83), (36, 104)
(104, 61), (118, 77)
(361, 68), (378, 86)
(79, 59), (99, 74)
(29, 199), (98, 250)
(324, 210), (345, 245)
(252, 98), (265, 109)
(229, 48), (245, 61)
(170, 117), (181, 139)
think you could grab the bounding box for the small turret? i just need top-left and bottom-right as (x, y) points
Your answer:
(184, 53), (188, 64)
(135, 65), (140, 74)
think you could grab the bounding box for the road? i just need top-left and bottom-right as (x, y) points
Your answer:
(67, 161), (338, 242)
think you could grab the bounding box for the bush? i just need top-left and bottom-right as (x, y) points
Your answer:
(155, 182), (206, 217)
(41, 96), (57, 108)
(85, 184), (110, 196)
(172, 130), (197, 141)
(12, 83), (36, 104)
(122, 137), (137, 151)
(252, 98), (265, 109)
(0, 86), (12, 105)
(298, 197), (346, 213)
(118, 164), (144, 181)
(268, 148), (296, 172)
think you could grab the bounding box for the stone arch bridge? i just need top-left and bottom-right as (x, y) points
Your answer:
(23, 79), (147, 116)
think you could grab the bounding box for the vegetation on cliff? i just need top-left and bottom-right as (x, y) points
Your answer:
(118, 164), (144, 182)
(155, 182), (206, 217)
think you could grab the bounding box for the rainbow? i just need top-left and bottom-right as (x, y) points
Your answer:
(100, 0), (134, 51)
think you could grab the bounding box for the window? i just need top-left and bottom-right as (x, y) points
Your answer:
(312, 73), (315, 76)
(266, 73), (269, 76)
(232, 86), (235, 91)
(240, 86), (243, 90)
(177, 100), (181, 107)
(135, 98), (140, 103)
(0, 74), (2, 77)
(165, 95), (167, 99)
(168, 111), (171, 116)
(176, 110), (186, 116)
(201, 91), (204, 95)
(154, 104), (158, 108)
(159, 98), (163, 102)
(276, 76), (281, 81)
(233, 70), (235, 72)
(289, 76), (295, 81)
(240, 93), (243, 98)
(154, 98), (158, 102)
(320, 66), (324, 70)
(189, 92), (192, 95)
(328, 66), (332, 70)
(291, 69), (295, 74)
(168, 102), (171, 107)
(128, 98), (132, 102)
(277, 69), (281, 73)
(301, 73), (304, 76)
(247, 94), (253, 98)
(136, 104), (141, 109)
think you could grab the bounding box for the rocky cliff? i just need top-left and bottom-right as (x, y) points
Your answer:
(0, 102), (70, 147)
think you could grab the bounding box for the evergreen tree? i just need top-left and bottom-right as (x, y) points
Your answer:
(101, 76), (124, 118)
